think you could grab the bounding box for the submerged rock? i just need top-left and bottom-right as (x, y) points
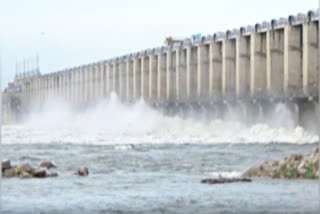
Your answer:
(77, 167), (89, 176)
(244, 147), (319, 179)
(201, 177), (252, 184)
(46, 171), (59, 177)
(40, 161), (56, 169)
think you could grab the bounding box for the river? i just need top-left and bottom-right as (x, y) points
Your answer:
(2, 96), (319, 213)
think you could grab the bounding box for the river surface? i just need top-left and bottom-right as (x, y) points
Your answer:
(1, 98), (320, 213)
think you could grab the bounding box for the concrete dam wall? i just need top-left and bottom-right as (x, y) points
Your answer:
(2, 11), (320, 129)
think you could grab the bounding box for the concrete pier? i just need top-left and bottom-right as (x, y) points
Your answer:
(303, 16), (318, 98)
(113, 61), (119, 96)
(158, 51), (166, 102)
(176, 46), (187, 102)
(236, 31), (250, 99)
(251, 26), (268, 98)
(166, 49), (175, 101)
(222, 34), (236, 99)
(127, 58), (134, 102)
(141, 54), (149, 100)
(149, 53), (158, 101)
(133, 57), (141, 100)
(269, 23), (285, 99)
(285, 22), (303, 98)
(2, 10), (320, 128)
(197, 40), (210, 101)
(119, 58), (126, 101)
(188, 46), (197, 100)
(210, 37), (223, 100)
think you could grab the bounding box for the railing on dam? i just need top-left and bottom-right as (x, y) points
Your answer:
(2, 10), (320, 124)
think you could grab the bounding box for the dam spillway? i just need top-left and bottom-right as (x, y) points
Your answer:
(2, 10), (320, 129)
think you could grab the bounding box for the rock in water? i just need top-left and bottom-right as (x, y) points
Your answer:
(33, 167), (47, 178)
(17, 163), (34, 174)
(244, 147), (319, 179)
(2, 160), (11, 172)
(77, 167), (89, 176)
(3, 168), (18, 178)
(40, 161), (56, 169)
(201, 177), (252, 184)
(243, 160), (279, 178)
(20, 171), (33, 179)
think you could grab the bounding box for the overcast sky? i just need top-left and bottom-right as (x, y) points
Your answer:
(0, 0), (317, 88)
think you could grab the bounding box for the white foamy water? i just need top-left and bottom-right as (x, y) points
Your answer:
(3, 93), (318, 145)
(209, 171), (243, 179)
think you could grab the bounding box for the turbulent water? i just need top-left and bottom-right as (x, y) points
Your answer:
(2, 94), (319, 214)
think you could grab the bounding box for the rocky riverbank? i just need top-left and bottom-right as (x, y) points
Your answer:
(2, 160), (89, 178)
(2, 160), (58, 178)
(244, 147), (319, 179)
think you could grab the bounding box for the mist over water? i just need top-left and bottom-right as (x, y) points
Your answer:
(3, 93), (317, 145)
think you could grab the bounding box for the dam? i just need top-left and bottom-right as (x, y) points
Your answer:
(2, 10), (320, 129)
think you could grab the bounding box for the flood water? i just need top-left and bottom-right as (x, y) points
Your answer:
(2, 139), (318, 214)
(1, 97), (319, 213)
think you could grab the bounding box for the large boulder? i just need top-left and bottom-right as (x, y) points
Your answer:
(285, 154), (303, 165)
(33, 167), (47, 178)
(2, 160), (12, 172)
(309, 148), (319, 166)
(2, 161), (60, 179)
(297, 161), (307, 175)
(76, 167), (89, 176)
(17, 163), (34, 174)
(244, 148), (319, 179)
(20, 171), (33, 179)
(3, 167), (18, 178)
(244, 160), (278, 177)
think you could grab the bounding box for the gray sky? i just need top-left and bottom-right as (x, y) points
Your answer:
(0, 0), (317, 88)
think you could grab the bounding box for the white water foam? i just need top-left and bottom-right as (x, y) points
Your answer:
(209, 171), (243, 179)
(3, 93), (318, 145)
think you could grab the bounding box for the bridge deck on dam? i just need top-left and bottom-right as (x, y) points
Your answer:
(2, 10), (320, 126)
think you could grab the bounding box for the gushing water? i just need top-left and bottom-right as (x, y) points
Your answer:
(3, 93), (317, 145)
(2, 94), (319, 214)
